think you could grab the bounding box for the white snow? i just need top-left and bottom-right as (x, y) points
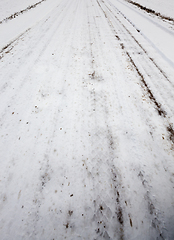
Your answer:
(0, 0), (174, 239)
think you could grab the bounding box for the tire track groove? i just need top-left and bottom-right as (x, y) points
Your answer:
(0, 0), (47, 24)
(126, 51), (167, 118)
(86, 1), (126, 237)
(106, 0), (173, 85)
(96, 0), (174, 147)
(126, 0), (174, 23)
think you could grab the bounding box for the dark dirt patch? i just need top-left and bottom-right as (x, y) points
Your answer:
(0, 43), (14, 60)
(68, 210), (73, 216)
(100, 205), (104, 211)
(120, 43), (125, 49)
(115, 35), (120, 40)
(110, 167), (124, 240)
(130, 218), (133, 227)
(167, 124), (174, 144)
(89, 71), (95, 79)
(65, 222), (69, 228)
(117, 206), (124, 225)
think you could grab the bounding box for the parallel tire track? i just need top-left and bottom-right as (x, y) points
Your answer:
(95, 0), (174, 238)
(85, 2), (125, 238)
(0, 0), (174, 238)
(97, 0), (174, 146)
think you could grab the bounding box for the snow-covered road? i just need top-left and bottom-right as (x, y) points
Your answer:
(0, 0), (174, 239)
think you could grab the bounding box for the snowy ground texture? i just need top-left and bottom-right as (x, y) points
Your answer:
(0, 0), (174, 239)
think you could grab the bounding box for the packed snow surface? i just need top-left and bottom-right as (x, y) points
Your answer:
(0, 0), (174, 239)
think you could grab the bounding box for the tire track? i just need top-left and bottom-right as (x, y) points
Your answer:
(0, 0), (63, 59)
(96, 0), (174, 147)
(82, 2), (127, 238)
(107, 0), (174, 80)
(125, 51), (166, 118)
(137, 170), (166, 239)
(0, 0), (87, 238)
(126, 0), (174, 24)
(0, 0), (46, 25)
(0, 0), (75, 127)
(0, 28), (31, 60)
(1, 0), (174, 238)
(94, 0), (174, 238)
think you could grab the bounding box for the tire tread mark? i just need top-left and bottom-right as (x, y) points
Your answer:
(0, 28), (31, 59)
(126, 0), (174, 23)
(96, 0), (174, 147)
(96, 0), (167, 118)
(126, 51), (167, 118)
(106, 0), (172, 84)
(0, 0), (46, 24)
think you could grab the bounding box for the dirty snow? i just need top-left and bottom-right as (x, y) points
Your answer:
(0, 0), (174, 239)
